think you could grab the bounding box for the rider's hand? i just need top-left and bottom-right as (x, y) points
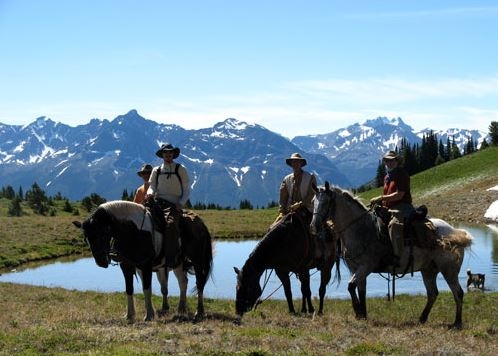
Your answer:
(370, 196), (383, 205)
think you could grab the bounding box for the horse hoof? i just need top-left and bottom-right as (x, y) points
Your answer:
(193, 313), (205, 323)
(449, 323), (462, 330)
(157, 309), (170, 317)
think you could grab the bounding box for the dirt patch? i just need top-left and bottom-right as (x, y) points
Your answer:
(416, 180), (498, 225)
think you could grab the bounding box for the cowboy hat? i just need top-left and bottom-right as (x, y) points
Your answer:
(286, 152), (307, 167)
(382, 150), (400, 161)
(137, 164), (153, 176)
(155, 143), (180, 158)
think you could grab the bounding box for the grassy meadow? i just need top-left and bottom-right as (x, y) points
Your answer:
(1, 146), (498, 354)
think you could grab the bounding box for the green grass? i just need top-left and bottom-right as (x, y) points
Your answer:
(358, 146), (498, 204)
(1, 283), (497, 354)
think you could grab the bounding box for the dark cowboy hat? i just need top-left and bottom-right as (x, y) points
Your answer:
(285, 152), (307, 167)
(382, 150), (400, 161)
(137, 164), (153, 177)
(155, 143), (180, 158)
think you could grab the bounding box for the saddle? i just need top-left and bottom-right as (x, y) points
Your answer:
(373, 204), (439, 249)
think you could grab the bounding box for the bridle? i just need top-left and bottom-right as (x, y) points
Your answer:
(313, 188), (369, 236)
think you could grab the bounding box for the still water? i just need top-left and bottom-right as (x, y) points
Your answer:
(1, 223), (497, 300)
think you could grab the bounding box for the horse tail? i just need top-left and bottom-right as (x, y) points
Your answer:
(182, 211), (214, 294)
(440, 228), (473, 250)
(200, 221), (214, 280)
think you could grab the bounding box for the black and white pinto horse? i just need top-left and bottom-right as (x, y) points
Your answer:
(310, 182), (473, 329)
(73, 200), (213, 322)
(234, 204), (339, 318)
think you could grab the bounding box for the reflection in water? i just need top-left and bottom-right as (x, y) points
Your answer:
(1, 224), (498, 300)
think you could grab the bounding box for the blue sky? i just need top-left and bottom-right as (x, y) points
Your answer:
(1, 0), (497, 138)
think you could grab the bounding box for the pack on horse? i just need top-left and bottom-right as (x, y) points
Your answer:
(310, 182), (473, 329)
(234, 202), (339, 318)
(73, 200), (213, 322)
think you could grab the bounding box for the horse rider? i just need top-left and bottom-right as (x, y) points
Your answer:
(370, 150), (414, 267)
(272, 152), (317, 227)
(146, 143), (191, 268)
(133, 163), (153, 204)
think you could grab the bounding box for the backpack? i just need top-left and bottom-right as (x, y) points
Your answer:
(155, 163), (183, 195)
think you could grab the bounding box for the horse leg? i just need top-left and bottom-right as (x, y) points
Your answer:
(299, 270), (314, 315)
(138, 265), (155, 321)
(172, 265), (188, 320)
(155, 267), (170, 316)
(193, 266), (208, 322)
(348, 272), (367, 319)
(120, 262), (136, 323)
(347, 278), (360, 316)
(275, 269), (295, 314)
(419, 267), (439, 325)
(357, 278), (367, 319)
(441, 266), (465, 329)
(318, 263), (333, 315)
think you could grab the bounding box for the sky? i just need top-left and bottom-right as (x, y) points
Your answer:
(1, 0), (497, 139)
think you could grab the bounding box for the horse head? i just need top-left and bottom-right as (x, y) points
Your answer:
(310, 181), (334, 237)
(233, 266), (262, 317)
(73, 207), (113, 268)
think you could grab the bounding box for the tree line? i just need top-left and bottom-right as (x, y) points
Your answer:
(0, 183), (277, 217)
(2, 122), (497, 215)
(358, 121), (498, 191)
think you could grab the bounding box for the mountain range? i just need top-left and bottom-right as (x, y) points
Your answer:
(0, 110), (488, 207)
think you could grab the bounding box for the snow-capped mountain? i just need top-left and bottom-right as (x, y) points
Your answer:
(291, 117), (488, 187)
(0, 112), (488, 206)
(0, 110), (349, 207)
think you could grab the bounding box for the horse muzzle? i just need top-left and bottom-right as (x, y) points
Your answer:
(93, 253), (111, 268)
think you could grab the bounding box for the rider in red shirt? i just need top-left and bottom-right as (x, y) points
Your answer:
(371, 151), (414, 266)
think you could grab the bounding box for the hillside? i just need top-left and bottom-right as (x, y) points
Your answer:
(358, 146), (498, 224)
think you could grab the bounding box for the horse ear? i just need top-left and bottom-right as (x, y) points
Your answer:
(325, 181), (330, 190)
(233, 267), (241, 275)
(72, 221), (82, 229)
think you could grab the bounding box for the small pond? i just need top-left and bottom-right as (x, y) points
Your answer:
(1, 223), (497, 300)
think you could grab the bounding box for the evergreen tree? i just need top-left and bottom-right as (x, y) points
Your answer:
(400, 139), (418, 175)
(25, 182), (49, 215)
(121, 188), (132, 201)
(7, 197), (23, 217)
(480, 138), (489, 150)
(374, 161), (385, 187)
(464, 136), (475, 155)
(81, 193), (106, 212)
(1, 185), (15, 199)
(450, 137), (461, 160)
(17, 186), (24, 200)
(435, 139), (446, 165)
(63, 199), (73, 212)
(489, 121), (498, 145)
(445, 137), (452, 161)
(419, 131), (438, 171)
(239, 199), (253, 210)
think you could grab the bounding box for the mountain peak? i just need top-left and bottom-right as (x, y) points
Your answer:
(215, 118), (250, 131)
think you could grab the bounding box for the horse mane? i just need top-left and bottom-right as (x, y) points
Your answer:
(331, 186), (368, 212)
(99, 200), (144, 217)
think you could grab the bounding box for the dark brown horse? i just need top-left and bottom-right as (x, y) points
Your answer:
(73, 200), (213, 322)
(234, 204), (339, 318)
(310, 183), (473, 329)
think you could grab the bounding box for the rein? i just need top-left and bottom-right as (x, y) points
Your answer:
(254, 269), (277, 309)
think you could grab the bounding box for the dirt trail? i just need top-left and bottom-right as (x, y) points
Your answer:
(417, 180), (498, 224)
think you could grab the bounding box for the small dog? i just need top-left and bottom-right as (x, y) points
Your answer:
(467, 269), (485, 291)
